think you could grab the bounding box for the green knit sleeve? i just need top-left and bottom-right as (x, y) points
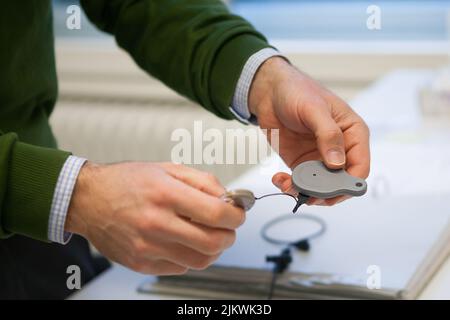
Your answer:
(0, 131), (70, 241)
(80, 0), (272, 119)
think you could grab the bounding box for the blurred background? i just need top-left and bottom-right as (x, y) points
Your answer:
(50, 0), (450, 185)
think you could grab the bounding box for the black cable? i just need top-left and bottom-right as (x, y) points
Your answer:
(251, 191), (327, 299)
(263, 216), (325, 300)
(265, 247), (292, 300)
(258, 194), (327, 299)
(292, 193), (310, 213)
(255, 192), (309, 213)
(261, 214), (327, 247)
(267, 269), (278, 300)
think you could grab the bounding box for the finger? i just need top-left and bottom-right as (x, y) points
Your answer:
(160, 216), (237, 255)
(308, 198), (324, 206)
(272, 172), (297, 196)
(325, 97), (370, 179)
(167, 178), (245, 230)
(161, 163), (225, 196)
(323, 195), (349, 206)
(151, 241), (221, 270)
(343, 122), (371, 179)
(303, 102), (346, 169)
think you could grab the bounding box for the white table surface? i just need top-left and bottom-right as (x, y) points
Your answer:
(70, 70), (450, 300)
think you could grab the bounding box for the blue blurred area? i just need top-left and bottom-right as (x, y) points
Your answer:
(53, 0), (450, 41)
(231, 0), (450, 40)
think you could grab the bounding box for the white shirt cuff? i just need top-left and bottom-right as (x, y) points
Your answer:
(230, 47), (285, 124)
(48, 155), (87, 244)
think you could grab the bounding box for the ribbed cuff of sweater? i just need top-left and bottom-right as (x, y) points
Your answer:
(1, 141), (71, 241)
(210, 34), (274, 120)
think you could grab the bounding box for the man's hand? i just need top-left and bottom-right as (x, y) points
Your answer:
(249, 57), (370, 205)
(65, 162), (244, 275)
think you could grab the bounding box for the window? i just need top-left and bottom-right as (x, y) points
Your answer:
(53, 0), (450, 45)
(231, 0), (450, 41)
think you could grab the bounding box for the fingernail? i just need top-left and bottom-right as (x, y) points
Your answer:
(326, 149), (345, 166)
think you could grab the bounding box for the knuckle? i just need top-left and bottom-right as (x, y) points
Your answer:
(132, 238), (149, 256)
(362, 166), (371, 180)
(236, 209), (246, 227)
(192, 256), (213, 270)
(357, 119), (370, 136)
(168, 161), (181, 168)
(138, 216), (159, 233)
(362, 121), (370, 133)
(128, 259), (147, 273)
(198, 255), (217, 270)
(199, 173), (224, 196)
(155, 262), (188, 276)
(155, 184), (173, 203)
(204, 172), (220, 185)
(215, 230), (236, 250)
(225, 230), (237, 248)
(208, 204), (227, 226)
(319, 129), (343, 142)
(210, 230), (236, 252)
(161, 161), (179, 170)
(204, 236), (225, 255)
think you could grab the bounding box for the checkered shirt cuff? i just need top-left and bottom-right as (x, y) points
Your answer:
(230, 48), (285, 124)
(48, 155), (87, 244)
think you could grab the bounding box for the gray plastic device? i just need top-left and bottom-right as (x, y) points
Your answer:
(292, 160), (367, 199)
(221, 160), (367, 212)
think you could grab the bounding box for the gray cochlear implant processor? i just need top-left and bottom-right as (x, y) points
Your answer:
(221, 160), (367, 212)
(292, 160), (367, 199)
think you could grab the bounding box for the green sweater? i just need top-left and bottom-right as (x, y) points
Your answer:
(0, 0), (270, 241)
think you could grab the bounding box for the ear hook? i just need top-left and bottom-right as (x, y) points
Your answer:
(255, 192), (308, 213)
(221, 190), (309, 213)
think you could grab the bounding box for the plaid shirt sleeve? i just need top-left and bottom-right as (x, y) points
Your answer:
(48, 155), (87, 244)
(229, 48), (285, 124)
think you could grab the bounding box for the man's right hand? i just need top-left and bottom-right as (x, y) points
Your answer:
(65, 162), (245, 275)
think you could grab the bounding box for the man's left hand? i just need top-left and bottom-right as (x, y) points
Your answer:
(248, 57), (370, 206)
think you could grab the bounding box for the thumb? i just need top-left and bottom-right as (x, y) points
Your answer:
(304, 104), (346, 169)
